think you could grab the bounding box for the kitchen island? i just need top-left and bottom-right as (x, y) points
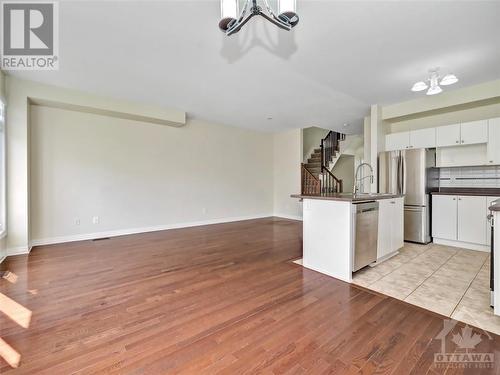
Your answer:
(291, 193), (404, 283)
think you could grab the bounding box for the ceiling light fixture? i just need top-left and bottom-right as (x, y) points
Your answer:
(411, 68), (458, 96)
(219, 0), (299, 36)
(440, 74), (459, 86)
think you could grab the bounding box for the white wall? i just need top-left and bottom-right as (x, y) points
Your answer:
(0, 70), (5, 101)
(0, 71), (5, 261)
(302, 126), (329, 161)
(331, 155), (355, 193)
(5, 76), (185, 253)
(273, 129), (302, 220)
(29, 105), (274, 244)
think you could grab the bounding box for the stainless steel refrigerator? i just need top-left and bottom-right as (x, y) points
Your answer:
(378, 149), (436, 244)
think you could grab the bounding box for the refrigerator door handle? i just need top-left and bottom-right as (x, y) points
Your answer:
(401, 151), (406, 196)
(404, 206), (424, 212)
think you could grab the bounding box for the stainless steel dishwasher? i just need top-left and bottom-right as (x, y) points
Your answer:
(352, 201), (379, 272)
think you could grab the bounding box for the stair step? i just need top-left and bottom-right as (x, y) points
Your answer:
(307, 167), (321, 174)
(305, 162), (320, 168)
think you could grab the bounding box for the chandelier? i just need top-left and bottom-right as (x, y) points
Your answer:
(411, 68), (459, 96)
(219, 0), (299, 36)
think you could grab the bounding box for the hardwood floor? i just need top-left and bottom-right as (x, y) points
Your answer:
(1, 217), (499, 374)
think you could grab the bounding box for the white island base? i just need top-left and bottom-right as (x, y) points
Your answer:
(303, 198), (355, 283)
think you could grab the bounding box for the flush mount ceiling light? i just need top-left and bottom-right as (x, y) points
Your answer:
(219, 0), (299, 36)
(411, 68), (459, 96)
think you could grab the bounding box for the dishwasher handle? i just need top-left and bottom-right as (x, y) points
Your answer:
(358, 207), (378, 213)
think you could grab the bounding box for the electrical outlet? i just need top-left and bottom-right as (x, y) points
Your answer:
(92, 216), (99, 224)
(75, 218), (80, 226)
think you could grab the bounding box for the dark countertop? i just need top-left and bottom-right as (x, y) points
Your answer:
(431, 188), (500, 197)
(490, 199), (500, 212)
(291, 193), (404, 202)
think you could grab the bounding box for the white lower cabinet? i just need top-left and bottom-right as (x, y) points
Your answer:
(432, 194), (490, 249)
(457, 196), (487, 245)
(377, 197), (404, 259)
(432, 195), (458, 240)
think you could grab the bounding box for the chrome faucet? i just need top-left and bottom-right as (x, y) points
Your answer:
(353, 163), (374, 195)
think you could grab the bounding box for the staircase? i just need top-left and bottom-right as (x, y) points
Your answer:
(301, 131), (345, 195)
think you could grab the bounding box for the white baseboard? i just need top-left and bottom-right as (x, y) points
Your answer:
(30, 213), (275, 247)
(6, 245), (32, 257)
(433, 238), (490, 252)
(273, 213), (303, 221)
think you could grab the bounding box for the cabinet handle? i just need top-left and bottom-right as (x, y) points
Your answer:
(390, 201), (396, 204)
(490, 160), (494, 163)
(461, 140), (465, 144)
(456, 140), (459, 144)
(453, 198), (456, 200)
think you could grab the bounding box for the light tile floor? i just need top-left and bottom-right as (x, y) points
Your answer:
(352, 243), (500, 335)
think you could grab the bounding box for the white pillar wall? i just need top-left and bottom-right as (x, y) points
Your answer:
(5, 76), (30, 254)
(369, 105), (381, 193)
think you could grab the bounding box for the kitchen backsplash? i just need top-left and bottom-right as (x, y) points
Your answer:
(438, 165), (500, 188)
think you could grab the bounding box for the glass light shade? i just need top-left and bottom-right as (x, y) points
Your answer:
(279, 0), (296, 13)
(219, 0), (239, 31)
(411, 81), (428, 92)
(278, 0), (299, 26)
(440, 74), (458, 86)
(426, 85), (443, 96)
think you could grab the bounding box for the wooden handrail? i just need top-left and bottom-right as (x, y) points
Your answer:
(301, 163), (320, 195)
(321, 166), (343, 194)
(301, 130), (345, 195)
(320, 131), (345, 171)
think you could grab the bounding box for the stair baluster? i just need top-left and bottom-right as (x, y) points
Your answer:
(301, 130), (346, 195)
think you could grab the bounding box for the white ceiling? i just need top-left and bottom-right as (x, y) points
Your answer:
(9, 1), (500, 133)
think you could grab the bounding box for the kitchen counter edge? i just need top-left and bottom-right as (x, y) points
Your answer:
(431, 190), (500, 197)
(290, 194), (404, 202)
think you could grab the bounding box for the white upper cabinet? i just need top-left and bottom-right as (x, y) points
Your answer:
(487, 117), (500, 165)
(385, 132), (410, 151)
(436, 124), (461, 147)
(384, 118), (497, 166)
(409, 127), (436, 149)
(460, 120), (488, 145)
(435, 121), (488, 148)
(385, 128), (436, 151)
